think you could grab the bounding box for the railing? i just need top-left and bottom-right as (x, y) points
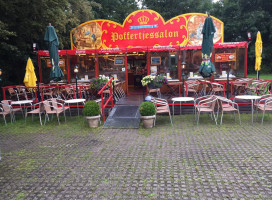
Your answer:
(2, 84), (94, 103)
(97, 78), (114, 122)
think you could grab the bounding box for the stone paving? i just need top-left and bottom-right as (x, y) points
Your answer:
(0, 114), (272, 200)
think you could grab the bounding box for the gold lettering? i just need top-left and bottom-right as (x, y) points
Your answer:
(130, 34), (134, 39)
(139, 33), (141, 39)
(124, 32), (126, 40)
(145, 33), (149, 39)
(150, 32), (154, 39)
(155, 32), (159, 38)
(160, 32), (164, 38)
(127, 32), (130, 40)
(111, 32), (118, 42)
(169, 31), (173, 38)
(165, 30), (167, 38)
(135, 33), (138, 39)
(174, 31), (179, 37)
(119, 34), (123, 40)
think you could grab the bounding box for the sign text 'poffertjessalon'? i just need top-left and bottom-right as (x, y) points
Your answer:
(70, 9), (224, 50)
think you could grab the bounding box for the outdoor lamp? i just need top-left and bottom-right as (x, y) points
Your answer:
(33, 43), (37, 52)
(181, 61), (186, 97)
(0, 68), (2, 100)
(74, 66), (79, 98)
(0, 68), (2, 81)
(247, 32), (252, 41)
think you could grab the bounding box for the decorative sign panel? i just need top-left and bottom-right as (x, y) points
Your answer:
(215, 53), (236, 62)
(70, 9), (224, 50)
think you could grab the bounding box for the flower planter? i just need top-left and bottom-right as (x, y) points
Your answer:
(148, 82), (161, 89)
(141, 115), (156, 128)
(86, 115), (100, 128)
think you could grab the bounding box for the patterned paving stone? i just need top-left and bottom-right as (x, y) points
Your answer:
(0, 114), (272, 199)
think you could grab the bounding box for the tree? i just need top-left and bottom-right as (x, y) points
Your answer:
(141, 0), (213, 21)
(92, 0), (138, 24)
(0, 0), (99, 85)
(212, 0), (272, 73)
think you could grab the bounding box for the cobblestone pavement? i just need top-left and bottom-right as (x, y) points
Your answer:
(0, 114), (272, 200)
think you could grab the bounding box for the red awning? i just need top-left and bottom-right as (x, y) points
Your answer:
(66, 49), (96, 55)
(37, 42), (248, 56)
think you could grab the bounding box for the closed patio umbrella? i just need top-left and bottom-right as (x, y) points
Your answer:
(199, 15), (216, 78)
(255, 31), (262, 80)
(44, 23), (64, 81)
(24, 58), (37, 89)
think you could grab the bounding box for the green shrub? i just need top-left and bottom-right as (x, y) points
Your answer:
(82, 101), (100, 116)
(139, 102), (156, 116)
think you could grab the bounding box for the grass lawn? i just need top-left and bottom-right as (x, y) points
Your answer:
(247, 73), (272, 80)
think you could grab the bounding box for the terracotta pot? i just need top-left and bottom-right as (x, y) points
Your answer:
(86, 115), (100, 128)
(141, 115), (155, 128)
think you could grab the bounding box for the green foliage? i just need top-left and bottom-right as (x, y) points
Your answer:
(90, 75), (110, 91)
(0, 0), (100, 86)
(83, 101), (100, 116)
(92, 0), (138, 23)
(139, 102), (156, 116)
(141, 0), (213, 21)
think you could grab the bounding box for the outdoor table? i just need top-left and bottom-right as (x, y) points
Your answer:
(187, 76), (203, 80)
(234, 95), (261, 124)
(172, 97), (194, 120)
(11, 100), (33, 117)
(64, 99), (86, 116)
(214, 78), (233, 81)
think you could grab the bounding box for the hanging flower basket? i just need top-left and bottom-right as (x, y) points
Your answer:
(142, 75), (167, 88)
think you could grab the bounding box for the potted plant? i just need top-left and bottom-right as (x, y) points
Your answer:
(82, 101), (101, 128)
(139, 101), (156, 128)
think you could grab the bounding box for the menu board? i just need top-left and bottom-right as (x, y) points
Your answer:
(151, 57), (161, 65)
(215, 53), (236, 62)
(114, 57), (124, 65)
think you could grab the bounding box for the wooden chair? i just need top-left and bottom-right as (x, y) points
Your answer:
(217, 97), (241, 125)
(43, 100), (66, 125)
(151, 97), (172, 126)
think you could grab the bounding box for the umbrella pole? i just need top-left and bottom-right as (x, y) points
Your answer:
(227, 65), (230, 99)
(37, 81), (41, 102)
(257, 70), (259, 80)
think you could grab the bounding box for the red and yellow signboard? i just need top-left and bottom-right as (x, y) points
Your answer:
(70, 9), (224, 50)
(215, 53), (236, 62)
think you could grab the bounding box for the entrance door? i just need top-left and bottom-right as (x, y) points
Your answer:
(127, 55), (147, 94)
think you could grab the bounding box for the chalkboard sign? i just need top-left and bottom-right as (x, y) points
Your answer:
(114, 57), (124, 65)
(151, 56), (161, 65)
